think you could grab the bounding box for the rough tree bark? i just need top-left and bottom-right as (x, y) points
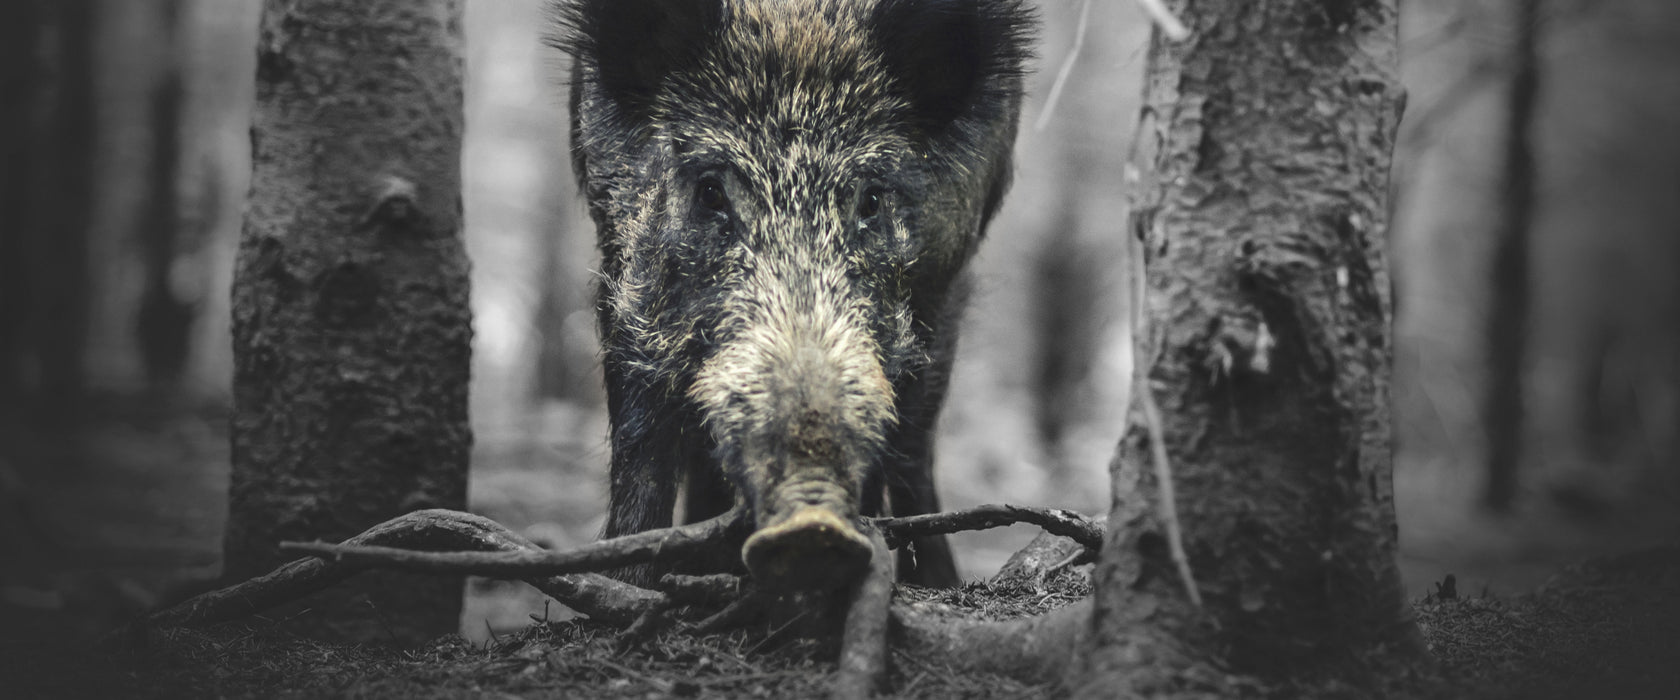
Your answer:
(1074, 1), (1419, 694)
(226, 0), (471, 644)
(1482, 0), (1540, 512)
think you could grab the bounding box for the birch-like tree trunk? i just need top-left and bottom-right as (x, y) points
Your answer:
(1076, 1), (1420, 693)
(1482, 0), (1541, 511)
(226, 0), (471, 644)
(136, 0), (193, 391)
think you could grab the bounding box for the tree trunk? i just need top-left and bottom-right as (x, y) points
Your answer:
(0, 0), (89, 446)
(0, 0), (42, 420)
(1482, 0), (1541, 512)
(1031, 165), (1099, 477)
(1076, 1), (1419, 694)
(226, 0), (471, 644)
(136, 0), (195, 392)
(14, 0), (98, 431)
(531, 161), (590, 404)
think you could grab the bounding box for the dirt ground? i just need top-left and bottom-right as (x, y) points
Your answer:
(2, 402), (1678, 698)
(3, 536), (1678, 698)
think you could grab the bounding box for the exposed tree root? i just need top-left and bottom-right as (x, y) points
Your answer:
(832, 526), (893, 700)
(129, 502), (1104, 693)
(658, 573), (743, 606)
(243, 503), (1098, 586)
(876, 504), (1103, 553)
(129, 509), (663, 637)
(691, 584), (776, 634)
(893, 599), (1090, 685)
(992, 518), (1104, 587)
(279, 504), (750, 579)
(614, 601), (676, 650)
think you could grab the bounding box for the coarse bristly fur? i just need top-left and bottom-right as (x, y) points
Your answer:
(550, 0), (1036, 587)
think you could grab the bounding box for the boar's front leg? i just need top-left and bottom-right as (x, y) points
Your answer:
(601, 375), (707, 586)
(884, 344), (961, 589)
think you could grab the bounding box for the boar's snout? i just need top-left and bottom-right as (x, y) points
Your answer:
(690, 275), (893, 588)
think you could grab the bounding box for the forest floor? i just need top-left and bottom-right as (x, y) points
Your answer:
(1, 398), (1677, 697)
(2, 544), (1677, 698)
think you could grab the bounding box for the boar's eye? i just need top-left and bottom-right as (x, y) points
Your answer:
(856, 185), (885, 226)
(695, 175), (730, 216)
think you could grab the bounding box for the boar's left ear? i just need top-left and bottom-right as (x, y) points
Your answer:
(869, 0), (1036, 136)
(551, 0), (727, 125)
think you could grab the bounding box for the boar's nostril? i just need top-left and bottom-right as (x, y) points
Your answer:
(741, 504), (872, 590)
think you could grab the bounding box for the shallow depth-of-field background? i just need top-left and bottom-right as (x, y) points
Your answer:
(4, 0), (1677, 644)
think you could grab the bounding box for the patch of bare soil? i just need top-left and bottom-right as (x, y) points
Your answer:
(1418, 545), (1680, 700)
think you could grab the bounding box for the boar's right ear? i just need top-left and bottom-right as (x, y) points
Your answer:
(869, 0), (1036, 138)
(551, 0), (725, 124)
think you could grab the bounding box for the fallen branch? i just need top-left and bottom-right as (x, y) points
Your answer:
(132, 509), (662, 635)
(875, 504), (1103, 554)
(262, 504), (1098, 586)
(280, 505), (749, 579)
(122, 501), (1104, 693)
(832, 525), (893, 700)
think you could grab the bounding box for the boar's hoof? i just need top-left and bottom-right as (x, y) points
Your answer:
(742, 506), (873, 591)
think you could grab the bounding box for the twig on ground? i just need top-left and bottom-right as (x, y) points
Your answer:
(280, 505), (748, 579)
(875, 504), (1102, 553)
(267, 503), (1090, 585)
(129, 509), (664, 638)
(832, 525), (893, 700)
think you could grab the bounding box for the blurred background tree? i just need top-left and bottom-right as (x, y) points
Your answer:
(2, 0), (1676, 641)
(2, 0), (98, 435)
(1480, 0), (1540, 513)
